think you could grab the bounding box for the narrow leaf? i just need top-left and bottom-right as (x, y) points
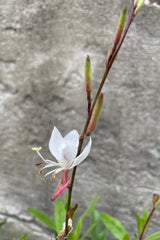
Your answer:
(54, 198), (66, 232)
(123, 234), (131, 240)
(136, 210), (149, 236)
(101, 212), (128, 240)
(80, 196), (99, 221)
(0, 220), (6, 228)
(28, 208), (56, 231)
(144, 231), (160, 240)
(90, 209), (102, 240)
(99, 229), (108, 240)
(18, 234), (29, 240)
(74, 219), (82, 240)
(67, 232), (74, 240)
(80, 223), (96, 240)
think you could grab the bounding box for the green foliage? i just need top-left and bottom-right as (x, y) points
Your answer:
(79, 195), (99, 222)
(28, 196), (160, 240)
(80, 223), (96, 240)
(74, 218), (82, 240)
(90, 209), (108, 240)
(136, 209), (149, 237)
(28, 196), (99, 239)
(54, 198), (66, 232)
(13, 234), (28, 240)
(100, 212), (130, 240)
(73, 195), (99, 240)
(0, 220), (6, 228)
(18, 234), (29, 240)
(28, 208), (56, 231)
(144, 231), (160, 240)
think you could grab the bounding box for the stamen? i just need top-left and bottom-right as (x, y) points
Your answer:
(49, 172), (56, 184)
(39, 165), (45, 175)
(43, 177), (46, 184)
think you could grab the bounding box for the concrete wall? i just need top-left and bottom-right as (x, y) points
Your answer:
(0, 0), (160, 239)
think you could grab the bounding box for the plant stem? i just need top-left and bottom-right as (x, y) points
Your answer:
(65, 0), (137, 237)
(139, 207), (156, 240)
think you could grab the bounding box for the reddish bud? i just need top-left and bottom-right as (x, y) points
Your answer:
(114, 7), (127, 46)
(66, 204), (78, 219)
(153, 194), (160, 208)
(85, 55), (92, 94)
(88, 93), (103, 133)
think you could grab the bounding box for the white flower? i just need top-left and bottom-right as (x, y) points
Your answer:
(34, 126), (92, 179)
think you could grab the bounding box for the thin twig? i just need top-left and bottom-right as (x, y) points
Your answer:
(139, 207), (156, 240)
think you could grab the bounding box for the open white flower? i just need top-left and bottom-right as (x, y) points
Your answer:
(35, 126), (92, 179)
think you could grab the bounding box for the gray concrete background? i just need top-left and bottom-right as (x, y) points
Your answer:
(0, 0), (160, 239)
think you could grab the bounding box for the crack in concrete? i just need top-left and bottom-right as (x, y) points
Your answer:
(0, 212), (34, 223)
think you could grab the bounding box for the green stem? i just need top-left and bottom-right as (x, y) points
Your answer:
(139, 207), (156, 240)
(65, 1), (137, 236)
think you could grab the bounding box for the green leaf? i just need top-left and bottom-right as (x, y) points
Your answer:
(134, 233), (139, 240)
(0, 220), (6, 228)
(144, 231), (160, 240)
(80, 223), (96, 240)
(13, 238), (17, 240)
(90, 209), (101, 240)
(74, 218), (82, 240)
(18, 234), (29, 240)
(74, 196), (99, 240)
(123, 234), (131, 240)
(90, 209), (108, 240)
(100, 212), (129, 240)
(99, 229), (108, 240)
(136, 209), (149, 236)
(67, 232), (74, 240)
(28, 208), (56, 231)
(80, 196), (99, 221)
(54, 198), (66, 232)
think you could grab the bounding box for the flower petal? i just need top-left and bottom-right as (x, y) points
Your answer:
(42, 162), (61, 170)
(44, 167), (62, 177)
(70, 137), (92, 168)
(63, 130), (79, 165)
(49, 126), (65, 164)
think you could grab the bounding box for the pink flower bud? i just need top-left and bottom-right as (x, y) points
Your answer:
(85, 55), (92, 94)
(114, 7), (127, 46)
(88, 93), (103, 133)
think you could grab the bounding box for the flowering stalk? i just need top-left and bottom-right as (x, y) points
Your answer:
(65, 0), (144, 236)
(139, 207), (156, 240)
(139, 194), (160, 240)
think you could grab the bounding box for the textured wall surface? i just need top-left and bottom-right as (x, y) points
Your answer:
(0, 0), (160, 239)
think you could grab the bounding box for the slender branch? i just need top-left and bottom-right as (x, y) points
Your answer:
(65, 0), (138, 236)
(139, 207), (156, 240)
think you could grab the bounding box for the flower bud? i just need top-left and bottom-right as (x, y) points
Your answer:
(134, 0), (145, 16)
(153, 194), (160, 208)
(85, 55), (92, 94)
(114, 7), (127, 46)
(88, 93), (103, 133)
